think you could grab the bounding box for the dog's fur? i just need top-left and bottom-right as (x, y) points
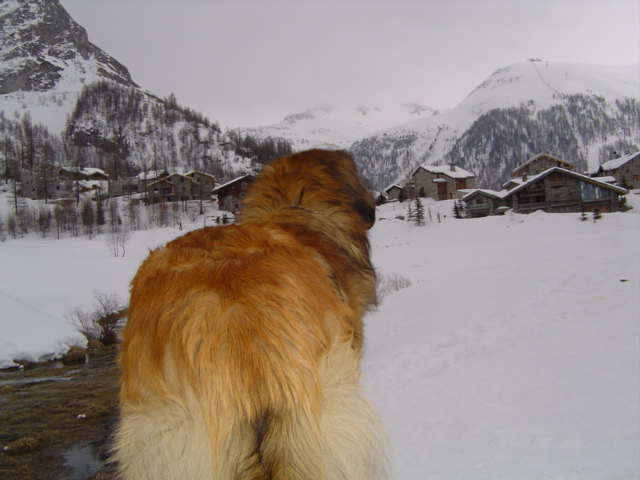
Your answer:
(114, 149), (391, 479)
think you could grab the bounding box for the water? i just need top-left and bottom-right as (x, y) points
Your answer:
(58, 444), (103, 480)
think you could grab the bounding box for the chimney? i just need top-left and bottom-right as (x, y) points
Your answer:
(449, 163), (456, 172)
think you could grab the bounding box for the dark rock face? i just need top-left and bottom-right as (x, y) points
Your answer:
(0, 0), (137, 94)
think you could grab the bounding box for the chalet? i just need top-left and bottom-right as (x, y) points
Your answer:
(412, 164), (477, 201)
(185, 171), (217, 197)
(109, 170), (169, 198)
(462, 153), (628, 216)
(383, 184), (406, 202)
(461, 189), (507, 218)
(58, 167), (109, 182)
(212, 175), (254, 213)
(503, 168), (627, 213)
(511, 153), (575, 178)
(593, 152), (640, 190)
(145, 173), (199, 203)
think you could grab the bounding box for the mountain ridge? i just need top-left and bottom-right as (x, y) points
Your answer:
(349, 60), (640, 190)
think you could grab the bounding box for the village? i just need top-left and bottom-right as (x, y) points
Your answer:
(4, 150), (639, 238)
(384, 151), (640, 216)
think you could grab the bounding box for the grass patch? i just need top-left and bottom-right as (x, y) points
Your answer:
(0, 351), (120, 480)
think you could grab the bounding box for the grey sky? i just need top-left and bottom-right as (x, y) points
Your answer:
(60, 0), (639, 128)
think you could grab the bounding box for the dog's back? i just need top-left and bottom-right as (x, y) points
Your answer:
(115, 150), (391, 479)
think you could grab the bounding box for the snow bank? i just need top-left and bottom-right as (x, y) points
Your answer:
(0, 290), (87, 369)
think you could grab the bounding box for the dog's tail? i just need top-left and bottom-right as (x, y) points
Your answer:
(205, 340), (392, 480)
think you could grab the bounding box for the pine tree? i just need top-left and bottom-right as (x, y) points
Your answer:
(406, 201), (414, 223)
(414, 195), (425, 226)
(81, 199), (95, 238)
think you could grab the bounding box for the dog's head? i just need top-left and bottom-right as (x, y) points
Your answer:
(240, 149), (375, 232)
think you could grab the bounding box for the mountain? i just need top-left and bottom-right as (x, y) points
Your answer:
(0, 0), (137, 132)
(350, 60), (640, 190)
(0, 0), (289, 183)
(238, 102), (438, 151)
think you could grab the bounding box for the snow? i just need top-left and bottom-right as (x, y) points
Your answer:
(600, 151), (640, 172)
(0, 290), (86, 369)
(0, 194), (638, 477)
(239, 101), (438, 150)
(366, 200), (640, 479)
(415, 164), (476, 179)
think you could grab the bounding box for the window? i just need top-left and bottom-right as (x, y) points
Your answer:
(580, 182), (603, 200)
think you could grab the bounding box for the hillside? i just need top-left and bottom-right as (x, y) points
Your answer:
(0, 0), (136, 132)
(351, 61), (640, 190)
(0, 0), (289, 183)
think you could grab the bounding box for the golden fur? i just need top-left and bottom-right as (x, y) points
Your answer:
(114, 149), (391, 479)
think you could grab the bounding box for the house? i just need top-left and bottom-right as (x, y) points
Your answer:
(109, 170), (217, 204)
(383, 184), (406, 202)
(146, 173), (198, 203)
(185, 171), (217, 199)
(109, 170), (169, 198)
(462, 153), (628, 216)
(412, 164), (477, 201)
(20, 167), (109, 200)
(461, 189), (507, 218)
(511, 153), (575, 178)
(212, 175), (254, 213)
(504, 168), (627, 214)
(58, 167), (109, 182)
(593, 152), (640, 190)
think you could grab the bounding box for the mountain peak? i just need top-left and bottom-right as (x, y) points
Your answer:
(0, 0), (137, 94)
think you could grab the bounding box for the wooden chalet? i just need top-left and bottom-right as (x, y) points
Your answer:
(462, 153), (628, 216)
(212, 175), (254, 213)
(511, 153), (575, 178)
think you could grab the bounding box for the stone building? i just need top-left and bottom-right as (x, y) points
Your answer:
(412, 164), (477, 201)
(593, 152), (640, 190)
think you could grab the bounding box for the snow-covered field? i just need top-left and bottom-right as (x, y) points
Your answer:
(0, 196), (638, 478)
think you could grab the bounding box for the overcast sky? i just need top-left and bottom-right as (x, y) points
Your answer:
(59, 0), (639, 128)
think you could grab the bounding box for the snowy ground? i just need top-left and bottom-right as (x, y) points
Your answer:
(0, 196), (638, 478)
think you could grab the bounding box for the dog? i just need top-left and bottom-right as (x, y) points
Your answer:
(114, 149), (391, 479)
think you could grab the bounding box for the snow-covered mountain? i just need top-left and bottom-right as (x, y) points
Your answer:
(0, 0), (136, 132)
(238, 102), (438, 151)
(351, 60), (640, 190)
(0, 0), (290, 183)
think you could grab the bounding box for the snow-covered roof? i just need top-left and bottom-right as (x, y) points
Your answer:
(505, 167), (628, 197)
(462, 188), (505, 201)
(413, 164), (476, 179)
(512, 153), (575, 176)
(59, 166), (109, 178)
(384, 183), (404, 193)
(599, 151), (640, 172)
(591, 176), (616, 184)
(212, 174), (253, 192)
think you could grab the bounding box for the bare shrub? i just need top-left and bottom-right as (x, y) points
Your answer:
(377, 272), (412, 299)
(66, 290), (126, 345)
(106, 228), (132, 257)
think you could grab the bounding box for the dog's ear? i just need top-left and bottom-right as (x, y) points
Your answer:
(353, 198), (375, 229)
